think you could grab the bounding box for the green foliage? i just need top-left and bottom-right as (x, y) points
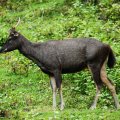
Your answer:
(98, 2), (120, 21)
(0, 0), (120, 119)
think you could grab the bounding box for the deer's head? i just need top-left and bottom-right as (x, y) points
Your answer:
(0, 18), (22, 53)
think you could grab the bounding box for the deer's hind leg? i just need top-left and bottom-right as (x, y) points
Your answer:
(88, 64), (103, 109)
(100, 60), (120, 109)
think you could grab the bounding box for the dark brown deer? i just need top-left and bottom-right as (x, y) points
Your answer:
(0, 26), (119, 110)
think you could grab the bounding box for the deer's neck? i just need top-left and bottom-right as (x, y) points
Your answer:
(18, 37), (36, 58)
(18, 36), (44, 69)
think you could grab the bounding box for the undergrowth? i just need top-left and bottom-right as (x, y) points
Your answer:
(0, 0), (120, 119)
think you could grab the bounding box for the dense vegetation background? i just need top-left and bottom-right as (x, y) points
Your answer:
(0, 0), (120, 119)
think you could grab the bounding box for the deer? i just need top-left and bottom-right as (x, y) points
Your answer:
(0, 19), (120, 110)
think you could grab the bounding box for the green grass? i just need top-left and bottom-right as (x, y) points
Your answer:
(32, 109), (120, 120)
(0, 0), (120, 119)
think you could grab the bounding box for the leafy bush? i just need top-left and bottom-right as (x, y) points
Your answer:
(98, 2), (120, 21)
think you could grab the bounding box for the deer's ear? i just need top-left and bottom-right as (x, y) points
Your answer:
(14, 32), (19, 36)
(9, 27), (19, 37)
(9, 27), (15, 33)
(11, 31), (19, 37)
